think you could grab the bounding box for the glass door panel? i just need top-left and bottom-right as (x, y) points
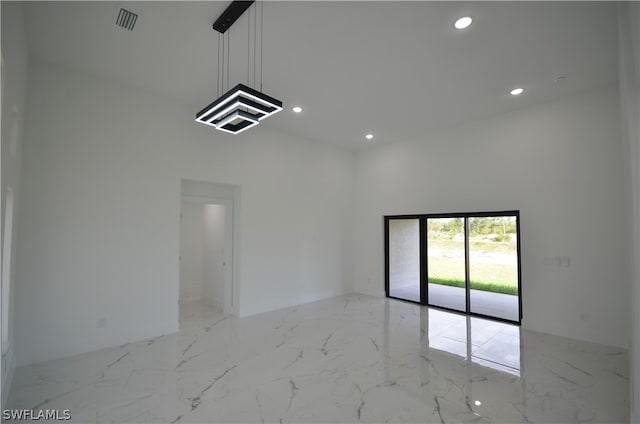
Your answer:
(427, 217), (466, 312)
(388, 219), (421, 302)
(468, 216), (519, 321)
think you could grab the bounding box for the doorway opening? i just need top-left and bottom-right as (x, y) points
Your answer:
(385, 211), (521, 324)
(179, 180), (239, 324)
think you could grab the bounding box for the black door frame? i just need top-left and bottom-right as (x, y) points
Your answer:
(384, 210), (522, 325)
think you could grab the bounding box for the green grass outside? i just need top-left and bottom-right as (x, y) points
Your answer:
(427, 255), (518, 296)
(429, 277), (518, 296)
(428, 238), (517, 254)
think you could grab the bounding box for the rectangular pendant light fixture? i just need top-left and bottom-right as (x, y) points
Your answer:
(196, 83), (283, 134)
(196, 1), (282, 135)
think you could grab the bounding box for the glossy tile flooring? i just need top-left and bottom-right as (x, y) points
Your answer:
(8, 295), (629, 423)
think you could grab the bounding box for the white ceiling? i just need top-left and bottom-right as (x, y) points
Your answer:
(22, 1), (619, 150)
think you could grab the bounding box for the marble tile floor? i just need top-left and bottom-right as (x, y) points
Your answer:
(7, 294), (629, 423)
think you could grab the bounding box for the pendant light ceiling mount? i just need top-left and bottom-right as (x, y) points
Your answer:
(196, 0), (282, 135)
(212, 1), (254, 33)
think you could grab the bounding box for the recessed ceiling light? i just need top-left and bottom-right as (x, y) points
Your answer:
(454, 16), (473, 30)
(510, 87), (524, 96)
(292, 106), (303, 113)
(365, 134), (374, 140)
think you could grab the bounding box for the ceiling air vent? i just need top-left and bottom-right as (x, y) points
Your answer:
(115, 8), (138, 31)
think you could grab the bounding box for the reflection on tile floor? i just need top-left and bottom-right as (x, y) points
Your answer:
(8, 295), (629, 423)
(425, 309), (521, 376)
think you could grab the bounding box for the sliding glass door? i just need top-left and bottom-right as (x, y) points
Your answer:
(385, 211), (521, 324)
(468, 215), (520, 321)
(427, 218), (466, 312)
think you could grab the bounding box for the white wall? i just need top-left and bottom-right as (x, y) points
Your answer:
(179, 203), (205, 303)
(0, 1), (28, 406)
(203, 204), (225, 309)
(352, 85), (630, 349)
(618, 1), (640, 420)
(15, 60), (353, 366)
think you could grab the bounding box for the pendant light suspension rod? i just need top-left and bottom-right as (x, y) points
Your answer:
(253, 3), (257, 89)
(260, 0), (263, 91)
(226, 31), (230, 91)
(217, 33), (222, 97)
(247, 6), (250, 87)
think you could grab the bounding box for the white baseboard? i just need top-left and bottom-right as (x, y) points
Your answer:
(348, 287), (385, 298)
(179, 291), (202, 304)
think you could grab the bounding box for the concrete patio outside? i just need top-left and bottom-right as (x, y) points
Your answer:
(390, 283), (519, 322)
